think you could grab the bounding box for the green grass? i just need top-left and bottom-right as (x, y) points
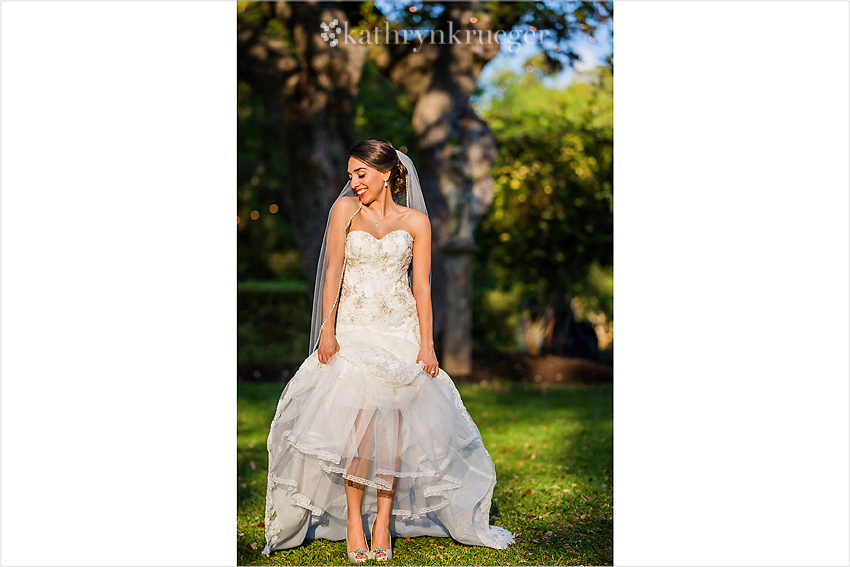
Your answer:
(238, 380), (613, 566)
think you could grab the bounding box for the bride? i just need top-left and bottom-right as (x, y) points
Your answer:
(261, 138), (514, 562)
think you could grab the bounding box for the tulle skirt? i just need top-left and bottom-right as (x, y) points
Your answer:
(262, 328), (514, 555)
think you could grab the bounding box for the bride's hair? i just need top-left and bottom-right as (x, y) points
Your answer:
(349, 138), (408, 200)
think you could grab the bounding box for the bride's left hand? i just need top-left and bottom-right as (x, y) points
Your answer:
(416, 346), (439, 378)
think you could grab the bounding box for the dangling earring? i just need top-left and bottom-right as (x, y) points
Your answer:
(384, 177), (388, 189)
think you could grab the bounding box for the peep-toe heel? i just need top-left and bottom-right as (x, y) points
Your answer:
(369, 517), (393, 562)
(346, 521), (370, 564)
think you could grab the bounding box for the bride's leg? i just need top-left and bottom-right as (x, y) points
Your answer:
(344, 409), (375, 559)
(344, 482), (368, 558)
(373, 411), (403, 558)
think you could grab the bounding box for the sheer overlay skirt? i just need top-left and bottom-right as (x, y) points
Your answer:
(262, 329), (514, 555)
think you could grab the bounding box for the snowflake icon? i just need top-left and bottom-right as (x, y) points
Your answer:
(320, 18), (342, 47)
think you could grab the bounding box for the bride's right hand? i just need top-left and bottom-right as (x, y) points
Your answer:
(317, 332), (339, 364)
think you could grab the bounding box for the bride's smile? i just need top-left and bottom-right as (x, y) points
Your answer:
(348, 160), (376, 201)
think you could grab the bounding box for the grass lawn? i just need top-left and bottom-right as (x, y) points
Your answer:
(238, 379), (613, 566)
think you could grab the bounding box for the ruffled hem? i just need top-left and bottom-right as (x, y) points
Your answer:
(263, 329), (514, 554)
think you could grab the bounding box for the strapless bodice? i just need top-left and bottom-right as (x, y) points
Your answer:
(335, 229), (421, 345)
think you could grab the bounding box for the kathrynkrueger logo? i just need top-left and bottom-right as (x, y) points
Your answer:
(320, 17), (547, 53)
(320, 18), (343, 47)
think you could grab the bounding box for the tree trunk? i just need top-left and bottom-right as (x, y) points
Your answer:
(367, 2), (501, 375)
(237, 1), (366, 286)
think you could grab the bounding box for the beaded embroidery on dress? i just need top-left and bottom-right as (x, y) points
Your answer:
(262, 220), (514, 556)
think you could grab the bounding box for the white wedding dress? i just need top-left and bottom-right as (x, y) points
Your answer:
(262, 226), (514, 555)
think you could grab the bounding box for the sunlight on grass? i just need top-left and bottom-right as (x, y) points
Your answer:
(238, 380), (612, 566)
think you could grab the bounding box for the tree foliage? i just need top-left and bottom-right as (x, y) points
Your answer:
(237, 80), (299, 281)
(352, 58), (419, 165)
(474, 63), (613, 352)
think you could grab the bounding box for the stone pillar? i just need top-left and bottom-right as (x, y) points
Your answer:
(440, 241), (476, 377)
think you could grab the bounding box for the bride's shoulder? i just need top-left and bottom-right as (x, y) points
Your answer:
(399, 206), (428, 222)
(402, 208), (430, 235)
(333, 196), (361, 217)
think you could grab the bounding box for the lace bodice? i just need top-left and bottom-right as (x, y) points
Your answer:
(335, 229), (421, 345)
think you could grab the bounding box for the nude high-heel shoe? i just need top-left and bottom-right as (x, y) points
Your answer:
(346, 522), (370, 563)
(369, 517), (393, 562)
(347, 543), (370, 564)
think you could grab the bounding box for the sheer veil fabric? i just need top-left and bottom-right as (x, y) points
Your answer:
(262, 147), (514, 556)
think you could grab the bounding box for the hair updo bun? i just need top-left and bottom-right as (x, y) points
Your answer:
(390, 159), (408, 200)
(349, 138), (408, 200)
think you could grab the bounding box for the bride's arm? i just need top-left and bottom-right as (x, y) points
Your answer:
(317, 199), (354, 363)
(411, 213), (439, 376)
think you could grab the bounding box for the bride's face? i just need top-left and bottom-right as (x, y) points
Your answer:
(347, 157), (388, 203)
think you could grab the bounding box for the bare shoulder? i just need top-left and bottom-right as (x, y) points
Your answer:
(333, 196), (361, 221)
(403, 208), (431, 234)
